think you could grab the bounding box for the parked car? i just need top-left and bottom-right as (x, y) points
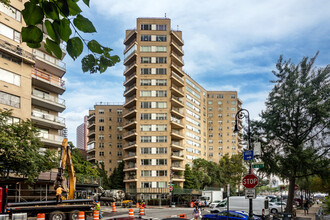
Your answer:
(209, 200), (223, 208)
(202, 210), (261, 220)
(269, 202), (286, 214)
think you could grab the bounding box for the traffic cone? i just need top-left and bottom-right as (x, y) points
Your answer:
(112, 202), (116, 212)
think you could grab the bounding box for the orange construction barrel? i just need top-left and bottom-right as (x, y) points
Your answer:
(129, 209), (134, 218)
(78, 211), (85, 220)
(37, 213), (45, 220)
(112, 202), (117, 212)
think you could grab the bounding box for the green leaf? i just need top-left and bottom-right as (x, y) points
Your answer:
(45, 38), (62, 59)
(57, 0), (70, 17)
(22, 26), (43, 44)
(43, 41), (53, 55)
(87, 40), (103, 54)
(59, 18), (72, 42)
(67, 0), (82, 16)
(67, 37), (83, 60)
(82, 54), (96, 73)
(27, 42), (41, 48)
(83, 0), (90, 7)
(43, 2), (59, 20)
(73, 14), (96, 33)
(22, 2), (44, 25)
(45, 20), (60, 44)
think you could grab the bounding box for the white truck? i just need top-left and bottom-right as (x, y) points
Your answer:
(199, 190), (223, 206)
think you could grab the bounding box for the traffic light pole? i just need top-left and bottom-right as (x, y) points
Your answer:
(234, 109), (254, 220)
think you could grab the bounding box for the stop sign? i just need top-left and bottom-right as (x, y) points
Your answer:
(242, 174), (258, 188)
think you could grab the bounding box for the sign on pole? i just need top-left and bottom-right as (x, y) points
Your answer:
(242, 174), (259, 188)
(169, 186), (173, 191)
(252, 162), (264, 169)
(243, 150), (254, 161)
(245, 188), (256, 199)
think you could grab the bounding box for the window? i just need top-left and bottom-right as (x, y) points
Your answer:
(156, 102), (167, 108)
(156, 159), (167, 165)
(217, 94), (224, 98)
(140, 125), (152, 131)
(156, 147), (167, 154)
(141, 170), (152, 177)
(156, 136), (167, 142)
(141, 68), (152, 74)
(117, 152), (122, 156)
(156, 113), (167, 120)
(141, 136), (152, 143)
(231, 108), (236, 112)
(109, 109), (112, 112)
(99, 152), (104, 156)
(141, 182), (152, 188)
(156, 79), (167, 86)
(156, 35), (166, 41)
(99, 126), (104, 131)
(140, 46), (152, 52)
(141, 159), (152, 165)
(0, 4), (21, 22)
(156, 68), (167, 74)
(208, 101), (213, 104)
(218, 101), (222, 105)
(141, 102), (152, 108)
(99, 117), (104, 122)
(117, 143), (122, 148)
(99, 135), (104, 140)
(0, 91), (20, 108)
(117, 135), (122, 140)
(141, 57), (151, 63)
(140, 90), (152, 97)
(0, 23), (20, 43)
(141, 113), (152, 120)
(141, 24), (151, 30)
(156, 90), (167, 97)
(99, 143), (104, 148)
(156, 46), (166, 52)
(141, 35), (151, 41)
(141, 148), (152, 154)
(117, 109), (123, 115)
(156, 24), (166, 30)
(231, 95), (236, 99)
(117, 118), (122, 122)
(98, 109), (104, 114)
(156, 57), (166, 63)
(0, 68), (20, 86)
(231, 101), (236, 105)
(141, 79), (152, 86)
(109, 117), (112, 121)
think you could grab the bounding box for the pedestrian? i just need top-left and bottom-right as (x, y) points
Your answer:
(56, 185), (64, 204)
(192, 206), (200, 220)
(304, 199), (309, 215)
(94, 200), (103, 219)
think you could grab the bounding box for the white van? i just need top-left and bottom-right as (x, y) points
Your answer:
(211, 196), (270, 219)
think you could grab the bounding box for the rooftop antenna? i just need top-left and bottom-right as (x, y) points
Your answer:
(177, 25), (179, 31)
(165, 13), (166, 18)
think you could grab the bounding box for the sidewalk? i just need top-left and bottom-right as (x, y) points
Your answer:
(295, 203), (321, 220)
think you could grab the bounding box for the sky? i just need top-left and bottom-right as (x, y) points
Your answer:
(61, 0), (330, 145)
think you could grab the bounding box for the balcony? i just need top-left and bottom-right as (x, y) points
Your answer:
(87, 142), (95, 153)
(123, 129), (137, 140)
(171, 72), (184, 87)
(31, 68), (66, 95)
(88, 121), (95, 129)
(123, 141), (137, 150)
(171, 107), (184, 118)
(88, 129), (95, 138)
(37, 133), (63, 148)
(171, 52), (184, 67)
(123, 107), (137, 119)
(124, 175), (138, 182)
(32, 49), (66, 77)
(123, 84), (137, 97)
(124, 62), (137, 76)
(171, 151), (184, 160)
(171, 96), (184, 108)
(123, 73), (137, 87)
(123, 29), (137, 45)
(87, 154), (95, 162)
(171, 163), (185, 171)
(171, 85), (184, 97)
(0, 38), (34, 64)
(171, 129), (184, 140)
(123, 96), (137, 108)
(31, 89), (65, 112)
(172, 175), (185, 182)
(123, 152), (137, 161)
(123, 118), (137, 129)
(88, 113), (95, 121)
(171, 141), (184, 150)
(123, 47), (137, 66)
(170, 41), (184, 56)
(171, 63), (184, 77)
(170, 117), (184, 129)
(123, 163), (137, 172)
(171, 31), (184, 46)
(31, 110), (65, 130)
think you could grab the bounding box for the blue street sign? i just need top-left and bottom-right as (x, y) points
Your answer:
(244, 150), (254, 161)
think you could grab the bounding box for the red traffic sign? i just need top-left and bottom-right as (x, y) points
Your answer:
(169, 186), (173, 191)
(294, 184), (299, 191)
(242, 174), (259, 188)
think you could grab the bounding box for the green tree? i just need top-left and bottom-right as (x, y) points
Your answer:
(254, 53), (330, 213)
(219, 154), (247, 192)
(0, 110), (57, 183)
(184, 164), (196, 189)
(108, 162), (124, 189)
(96, 162), (111, 189)
(0, 0), (120, 73)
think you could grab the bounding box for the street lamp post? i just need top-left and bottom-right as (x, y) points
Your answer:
(234, 108), (254, 220)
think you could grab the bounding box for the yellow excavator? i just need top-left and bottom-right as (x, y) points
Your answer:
(54, 138), (76, 200)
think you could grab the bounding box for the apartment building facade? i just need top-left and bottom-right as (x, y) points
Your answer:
(87, 103), (124, 173)
(0, 1), (66, 151)
(121, 18), (242, 198)
(76, 116), (88, 150)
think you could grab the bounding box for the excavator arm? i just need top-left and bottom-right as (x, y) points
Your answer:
(54, 138), (76, 200)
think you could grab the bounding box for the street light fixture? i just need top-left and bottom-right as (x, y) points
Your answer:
(234, 108), (253, 220)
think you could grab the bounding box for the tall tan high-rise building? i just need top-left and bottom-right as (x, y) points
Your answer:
(76, 116), (88, 150)
(120, 18), (243, 199)
(87, 103), (124, 173)
(0, 1), (66, 151)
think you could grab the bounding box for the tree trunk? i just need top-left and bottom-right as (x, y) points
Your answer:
(286, 176), (295, 213)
